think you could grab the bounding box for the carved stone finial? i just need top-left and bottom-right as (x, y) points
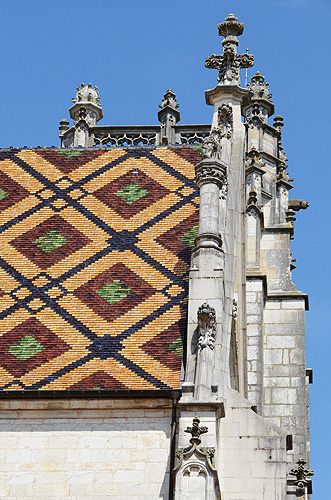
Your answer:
(273, 115), (284, 132)
(184, 417), (208, 446)
(197, 303), (217, 350)
(247, 190), (258, 206)
(247, 71), (272, 101)
(159, 89), (179, 112)
(289, 459), (314, 497)
(59, 119), (69, 133)
(205, 14), (254, 86)
(72, 83), (101, 106)
(218, 13), (244, 43)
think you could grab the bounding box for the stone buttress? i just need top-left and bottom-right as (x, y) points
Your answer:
(174, 14), (312, 500)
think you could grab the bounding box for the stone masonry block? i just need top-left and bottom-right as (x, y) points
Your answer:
(272, 388), (298, 404)
(264, 349), (282, 364)
(266, 336), (297, 349)
(264, 309), (298, 324)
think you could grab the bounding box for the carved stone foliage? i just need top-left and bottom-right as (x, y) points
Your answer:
(206, 50), (254, 86)
(174, 418), (221, 500)
(195, 162), (226, 189)
(289, 459), (314, 497)
(218, 103), (233, 139)
(72, 83), (101, 105)
(205, 14), (254, 86)
(197, 303), (216, 350)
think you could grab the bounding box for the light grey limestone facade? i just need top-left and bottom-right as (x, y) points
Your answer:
(176, 12), (312, 500)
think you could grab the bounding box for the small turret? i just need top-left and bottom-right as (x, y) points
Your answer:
(243, 71), (274, 127)
(69, 83), (103, 127)
(158, 89), (180, 144)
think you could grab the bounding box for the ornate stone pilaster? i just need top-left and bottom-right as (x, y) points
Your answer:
(245, 148), (264, 270)
(276, 151), (293, 225)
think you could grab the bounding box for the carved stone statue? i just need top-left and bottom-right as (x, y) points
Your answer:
(201, 128), (221, 160)
(218, 103), (233, 138)
(197, 303), (216, 350)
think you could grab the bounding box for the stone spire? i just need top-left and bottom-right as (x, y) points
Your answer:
(158, 89), (180, 144)
(205, 13), (254, 86)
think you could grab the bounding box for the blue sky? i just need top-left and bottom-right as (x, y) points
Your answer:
(0, 0), (330, 496)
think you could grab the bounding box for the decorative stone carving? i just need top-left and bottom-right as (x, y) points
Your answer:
(273, 115), (284, 133)
(201, 128), (222, 159)
(195, 164), (226, 189)
(174, 418), (221, 500)
(289, 459), (314, 497)
(197, 303), (216, 350)
(218, 102), (233, 138)
(245, 147), (265, 174)
(205, 14), (254, 86)
(72, 83), (101, 105)
(184, 417), (208, 445)
(247, 71), (272, 101)
(159, 89), (179, 113)
(288, 199), (309, 211)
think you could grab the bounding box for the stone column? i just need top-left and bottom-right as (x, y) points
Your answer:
(195, 158), (226, 251)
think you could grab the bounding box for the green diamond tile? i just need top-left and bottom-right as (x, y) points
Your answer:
(166, 338), (183, 356)
(34, 230), (67, 254)
(115, 183), (148, 205)
(0, 188), (8, 201)
(8, 335), (44, 361)
(57, 149), (86, 159)
(178, 225), (198, 248)
(96, 280), (131, 305)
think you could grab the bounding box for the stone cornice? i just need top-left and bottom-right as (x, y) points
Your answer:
(205, 84), (250, 106)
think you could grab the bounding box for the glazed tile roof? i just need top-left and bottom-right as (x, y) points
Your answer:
(0, 147), (201, 391)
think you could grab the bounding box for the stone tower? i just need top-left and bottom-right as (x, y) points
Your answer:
(174, 13), (312, 500)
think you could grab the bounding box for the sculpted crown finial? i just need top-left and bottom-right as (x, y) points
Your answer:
(205, 14), (254, 86)
(72, 83), (101, 106)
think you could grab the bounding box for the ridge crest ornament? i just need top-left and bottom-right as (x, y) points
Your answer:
(205, 13), (254, 86)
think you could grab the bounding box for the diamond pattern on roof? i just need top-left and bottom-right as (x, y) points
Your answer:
(0, 147), (201, 391)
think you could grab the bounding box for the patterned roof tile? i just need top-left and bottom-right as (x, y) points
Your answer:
(0, 147), (201, 391)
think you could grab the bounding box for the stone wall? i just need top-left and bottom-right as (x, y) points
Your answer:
(0, 398), (172, 500)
